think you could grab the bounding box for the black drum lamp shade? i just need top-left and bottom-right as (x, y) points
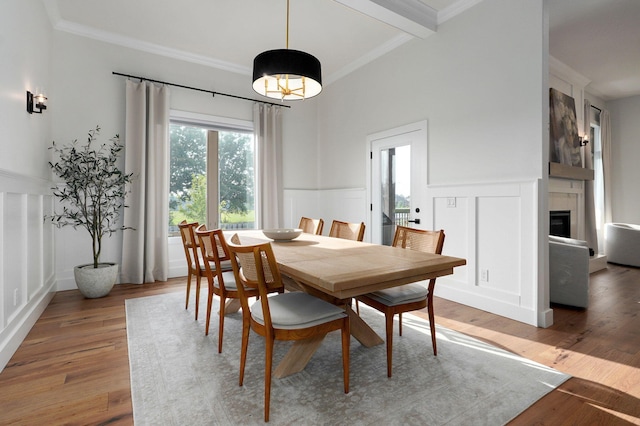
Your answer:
(251, 0), (322, 101)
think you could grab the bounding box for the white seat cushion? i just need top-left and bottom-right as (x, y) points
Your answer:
(366, 283), (428, 306)
(213, 271), (238, 291)
(194, 259), (233, 271)
(251, 292), (346, 330)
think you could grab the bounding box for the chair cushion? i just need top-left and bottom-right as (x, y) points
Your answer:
(366, 283), (428, 306)
(194, 259), (232, 271)
(251, 292), (346, 330)
(214, 271), (238, 291)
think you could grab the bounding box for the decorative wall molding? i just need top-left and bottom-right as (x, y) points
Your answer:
(425, 180), (546, 326)
(0, 170), (56, 371)
(284, 180), (550, 327)
(283, 188), (367, 237)
(549, 55), (591, 89)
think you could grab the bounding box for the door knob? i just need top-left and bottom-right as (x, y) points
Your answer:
(408, 218), (421, 224)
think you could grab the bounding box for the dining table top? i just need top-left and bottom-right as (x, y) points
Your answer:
(229, 230), (467, 300)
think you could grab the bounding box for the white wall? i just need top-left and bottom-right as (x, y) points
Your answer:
(304, 0), (551, 326)
(49, 31), (320, 288)
(317, 0), (546, 189)
(0, 1), (53, 178)
(607, 95), (640, 225)
(0, 1), (57, 371)
(283, 188), (367, 234)
(0, 0), (556, 372)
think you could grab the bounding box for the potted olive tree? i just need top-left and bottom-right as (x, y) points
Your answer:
(47, 126), (134, 298)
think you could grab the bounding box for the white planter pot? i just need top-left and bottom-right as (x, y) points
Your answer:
(74, 263), (119, 298)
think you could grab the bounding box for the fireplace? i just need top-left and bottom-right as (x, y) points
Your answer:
(550, 210), (571, 238)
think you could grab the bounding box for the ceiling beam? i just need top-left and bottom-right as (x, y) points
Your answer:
(334, 0), (437, 38)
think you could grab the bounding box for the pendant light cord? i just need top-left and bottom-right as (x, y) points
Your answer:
(286, 0), (290, 49)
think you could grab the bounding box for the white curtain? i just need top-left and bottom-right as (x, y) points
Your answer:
(254, 103), (283, 229)
(583, 99), (598, 254)
(121, 80), (170, 283)
(601, 109), (613, 224)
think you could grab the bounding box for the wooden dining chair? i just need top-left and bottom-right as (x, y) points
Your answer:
(227, 233), (350, 422)
(298, 216), (324, 235)
(178, 220), (209, 320)
(329, 220), (365, 241)
(329, 220), (366, 314)
(195, 225), (257, 351)
(356, 226), (445, 377)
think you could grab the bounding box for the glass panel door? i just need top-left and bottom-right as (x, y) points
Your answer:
(379, 145), (411, 246)
(369, 121), (427, 245)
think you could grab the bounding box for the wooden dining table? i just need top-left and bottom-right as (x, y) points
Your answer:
(228, 230), (467, 378)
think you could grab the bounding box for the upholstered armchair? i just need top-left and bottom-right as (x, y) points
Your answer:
(549, 235), (590, 308)
(605, 223), (640, 267)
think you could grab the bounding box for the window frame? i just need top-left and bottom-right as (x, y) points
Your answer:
(168, 109), (254, 238)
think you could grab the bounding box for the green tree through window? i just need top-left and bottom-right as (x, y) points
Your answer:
(219, 132), (254, 216)
(169, 123), (255, 234)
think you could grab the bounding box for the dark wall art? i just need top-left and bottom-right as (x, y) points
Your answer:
(549, 88), (581, 167)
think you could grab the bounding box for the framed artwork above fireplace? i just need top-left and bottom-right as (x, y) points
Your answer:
(549, 88), (582, 167)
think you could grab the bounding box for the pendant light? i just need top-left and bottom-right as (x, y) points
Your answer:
(252, 0), (322, 101)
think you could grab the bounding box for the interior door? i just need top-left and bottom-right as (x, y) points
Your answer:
(368, 121), (428, 245)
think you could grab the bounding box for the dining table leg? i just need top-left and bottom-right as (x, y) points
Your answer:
(273, 334), (326, 378)
(283, 276), (385, 347)
(345, 304), (384, 347)
(272, 304), (385, 378)
(271, 276), (385, 378)
(223, 298), (241, 314)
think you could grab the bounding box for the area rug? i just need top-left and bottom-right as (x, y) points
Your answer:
(126, 292), (569, 425)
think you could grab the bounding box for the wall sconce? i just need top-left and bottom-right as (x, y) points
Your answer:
(26, 90), (47, 114)
(579, 135), (589, 146)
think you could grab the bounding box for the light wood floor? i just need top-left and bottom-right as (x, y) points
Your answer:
(1, 264), (639, 425)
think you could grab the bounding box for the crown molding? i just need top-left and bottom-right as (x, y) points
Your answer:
(549, 55), (591, 88)
(53, 19), (251, 76)
(325, 33), (413, 85)
(335, 0), (436, 38)
(42, 0), (483, 87)
(438, 0), (484, 24)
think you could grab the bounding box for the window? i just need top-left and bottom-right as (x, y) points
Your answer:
(168, 114), (256, 236)
(590, 106), (604, 253)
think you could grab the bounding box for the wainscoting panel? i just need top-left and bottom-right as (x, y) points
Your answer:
(432, 195), (471, 284)
(284, 188), (367, 237)
(285, 183), (545, 326)
(427, 181), (542, 326)
(0, 170), (56, 371)
(283, 189), (322, 231)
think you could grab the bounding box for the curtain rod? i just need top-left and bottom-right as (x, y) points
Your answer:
(591, 105), (602, 112)
(111, 72), (290, 109)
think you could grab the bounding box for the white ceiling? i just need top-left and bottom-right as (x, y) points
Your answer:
(44, 0), (640, 101)
(549, 0), (640, 101)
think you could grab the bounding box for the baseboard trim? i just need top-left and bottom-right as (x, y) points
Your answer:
(0, 285), (56, 372)
(590, 254), (608, 273)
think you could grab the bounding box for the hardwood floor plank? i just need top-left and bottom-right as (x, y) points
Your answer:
(1, 267), (639, 425)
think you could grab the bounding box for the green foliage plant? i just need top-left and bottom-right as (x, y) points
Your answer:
(47, 126), (134, 269)
(178, 173), (207, 224)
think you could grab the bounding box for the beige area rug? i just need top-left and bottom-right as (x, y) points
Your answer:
(126, 292), (569, 425)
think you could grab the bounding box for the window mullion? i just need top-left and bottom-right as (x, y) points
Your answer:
(207, 130), (219, 229)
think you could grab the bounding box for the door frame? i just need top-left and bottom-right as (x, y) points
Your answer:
(366, 120), (428, 244)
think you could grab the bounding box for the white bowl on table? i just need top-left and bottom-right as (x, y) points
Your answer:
(262, 228), (303, 241)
